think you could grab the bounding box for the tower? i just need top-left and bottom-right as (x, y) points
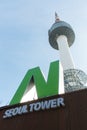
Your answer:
(48, 13), (87, 92)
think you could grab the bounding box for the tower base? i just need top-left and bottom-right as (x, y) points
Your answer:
(1, 89), (87, 130)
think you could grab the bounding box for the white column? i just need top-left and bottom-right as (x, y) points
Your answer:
(57, 35), (75, 70)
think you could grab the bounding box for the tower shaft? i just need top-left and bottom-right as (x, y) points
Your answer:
(57, 35), (75, 70)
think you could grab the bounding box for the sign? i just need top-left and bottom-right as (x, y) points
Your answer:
(10, 60), (64, 105)
(3, 97), (65, 119)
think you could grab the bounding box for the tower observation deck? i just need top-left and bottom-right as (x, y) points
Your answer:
(48, 13), (87, 92)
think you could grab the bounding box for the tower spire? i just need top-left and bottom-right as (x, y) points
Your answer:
(55, 12), (60, 22)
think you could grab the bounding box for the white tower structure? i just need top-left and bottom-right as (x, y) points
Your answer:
(48, 13), (87, 92)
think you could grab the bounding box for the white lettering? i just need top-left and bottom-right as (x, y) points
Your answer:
(21, 105), (28, 113)
(3, 109), (12, 118)
(17, 106), (23, 114)
(34, 102), (41, 111)
(41, 100), (51, 110)
(11, 107), (18, 116)
(3, 97), (65, 119)
(3, 105), (28, 119)
(57, 98), (65, 107)
(50, 99), (57, 108)
(29, 103), (35, 112)
(29, 98), (65, 112)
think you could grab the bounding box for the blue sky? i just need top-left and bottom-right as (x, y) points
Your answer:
(0, 0), (87, 106)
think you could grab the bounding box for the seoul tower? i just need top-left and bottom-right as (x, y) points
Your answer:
(48, 13), (87, 92)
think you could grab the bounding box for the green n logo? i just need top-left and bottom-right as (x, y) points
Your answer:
(10, 60), (64, 105)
